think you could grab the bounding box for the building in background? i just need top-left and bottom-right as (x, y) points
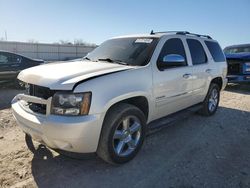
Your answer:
(0, 41), (96, 61)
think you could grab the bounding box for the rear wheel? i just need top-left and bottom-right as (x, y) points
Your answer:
(199, 83), (220, 116)
(97, 103), (146, 164)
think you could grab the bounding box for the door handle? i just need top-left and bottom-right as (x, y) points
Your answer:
(206, 69), (212, 73)
(183, 73), (192, 79)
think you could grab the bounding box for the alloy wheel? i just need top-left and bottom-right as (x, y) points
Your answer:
(112, 116), (142, 157)
(208, 88), (219, 112)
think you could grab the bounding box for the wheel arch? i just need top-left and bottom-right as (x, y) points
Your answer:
(104, 94), (150, 122)
(210, 77), (223, 90)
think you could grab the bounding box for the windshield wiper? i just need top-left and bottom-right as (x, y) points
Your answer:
(83, 57), (92, 61)
(98, 58), (129, 65)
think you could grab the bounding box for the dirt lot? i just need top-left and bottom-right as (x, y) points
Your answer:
(0, 84), (250, 188)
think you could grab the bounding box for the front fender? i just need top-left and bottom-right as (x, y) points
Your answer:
(73, 66), (153, 118)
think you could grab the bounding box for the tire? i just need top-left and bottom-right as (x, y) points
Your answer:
(199, 83), (220, 116)
(97, 103), (146, 164)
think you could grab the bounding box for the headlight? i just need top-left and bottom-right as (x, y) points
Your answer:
(51, 92), (91, 116)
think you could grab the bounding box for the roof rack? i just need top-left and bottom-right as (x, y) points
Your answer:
(150, 30), (212, 39)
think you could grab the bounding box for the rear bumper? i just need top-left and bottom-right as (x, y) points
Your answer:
(11, 94), (103, 153)
(227, 75), (250, 83)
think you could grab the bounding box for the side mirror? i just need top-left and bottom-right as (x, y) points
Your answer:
(161, 54), (186, 68)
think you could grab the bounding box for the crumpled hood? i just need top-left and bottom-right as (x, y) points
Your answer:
(18, 60), (133, 90)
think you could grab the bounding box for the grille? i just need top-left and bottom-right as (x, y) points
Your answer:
(28, 84), (55, 99)
(26, 84), (55, 114)
(28, 103), (46, 114)
(227, 59), (242, 75)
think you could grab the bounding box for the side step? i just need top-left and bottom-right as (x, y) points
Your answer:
(147, 103), (202, 135)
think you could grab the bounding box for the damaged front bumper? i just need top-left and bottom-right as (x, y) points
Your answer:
(11, 94), (102, 153)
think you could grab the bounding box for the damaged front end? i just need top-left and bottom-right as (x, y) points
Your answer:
(225, 53), (250, 83)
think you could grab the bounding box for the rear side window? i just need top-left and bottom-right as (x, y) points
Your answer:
(205, 41), (225, 62)
(187, 39), (207, 65)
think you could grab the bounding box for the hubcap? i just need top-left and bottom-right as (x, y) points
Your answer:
(208, 88), (218, 112)
(112, 116), (141, 157)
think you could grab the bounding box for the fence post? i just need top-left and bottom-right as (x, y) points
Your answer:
(36, 43), (39, 59)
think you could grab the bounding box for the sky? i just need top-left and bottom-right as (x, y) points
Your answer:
(0, 0), (249, 48)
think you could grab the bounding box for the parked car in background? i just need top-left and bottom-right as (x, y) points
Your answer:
(0, 51), (44, 87)
(12, 31), (227, 164)
(224, 44), (250, 83)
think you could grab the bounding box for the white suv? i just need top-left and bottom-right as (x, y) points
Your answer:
(12, 31), (227, 164)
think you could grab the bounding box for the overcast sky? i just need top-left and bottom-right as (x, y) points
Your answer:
(0, 0), (249, 48)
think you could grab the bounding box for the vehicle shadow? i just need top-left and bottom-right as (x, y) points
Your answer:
(29, 106), (250, 188)
(0, 83), (25, 110)
(225, 83), (250, 95)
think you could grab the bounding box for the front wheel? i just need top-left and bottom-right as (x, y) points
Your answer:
(97, 103), (146, 164)
(199, 83), (220, 116)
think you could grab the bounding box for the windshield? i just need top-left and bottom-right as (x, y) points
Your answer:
(224, 46), (250, 54)
(86, 37), (159, 66)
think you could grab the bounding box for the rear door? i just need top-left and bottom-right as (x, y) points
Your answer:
(185, 38), (211, 103)
(152, 37), (194, 119)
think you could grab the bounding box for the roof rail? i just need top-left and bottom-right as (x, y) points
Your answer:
(150, 30), (186, 35)
(150, 30), (212, 39)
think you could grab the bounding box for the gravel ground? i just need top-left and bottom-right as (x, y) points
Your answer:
(0, 84), (250, 188)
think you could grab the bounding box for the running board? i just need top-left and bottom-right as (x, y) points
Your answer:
(147, 103), (202, 135)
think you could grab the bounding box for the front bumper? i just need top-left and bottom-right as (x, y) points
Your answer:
(227, 75), (250, 83)
(11, 94), (103, 153)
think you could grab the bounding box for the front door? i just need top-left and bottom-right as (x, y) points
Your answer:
(152, 37), (194, 119)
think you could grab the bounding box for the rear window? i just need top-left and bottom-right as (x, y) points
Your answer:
(205, 41), (225, 62)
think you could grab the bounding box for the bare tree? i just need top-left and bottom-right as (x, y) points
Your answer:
(74, 39), (85, 45)
(56, 39), (96, 46)
(59, 40), (73, 45)
(74, 39), (97, 47)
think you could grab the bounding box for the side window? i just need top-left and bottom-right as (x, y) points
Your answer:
(205, 41), (225, 62)
(187, 39), (207, 65)
(0, 53), (9, 64)
(0, 53), (22, 64)
(8, 53), (22, 64)
(157, 38), (187, 70)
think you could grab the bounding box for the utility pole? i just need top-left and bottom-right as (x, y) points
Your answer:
(5, 30), (7, 41)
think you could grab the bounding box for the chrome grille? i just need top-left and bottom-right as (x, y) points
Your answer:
(28, 84), (55, 99)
